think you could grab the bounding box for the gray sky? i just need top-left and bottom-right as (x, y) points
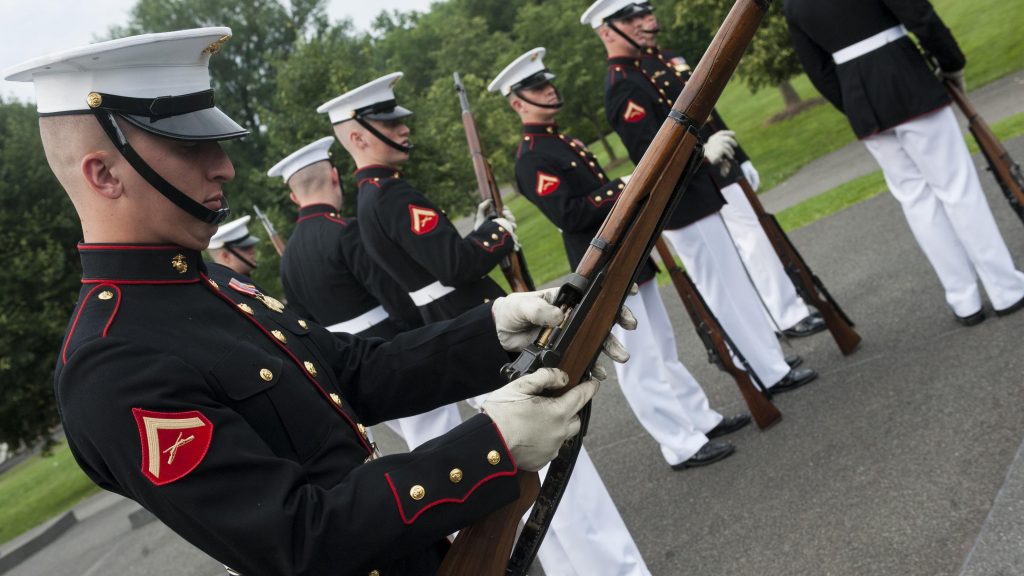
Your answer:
(0, 0), (434, 102)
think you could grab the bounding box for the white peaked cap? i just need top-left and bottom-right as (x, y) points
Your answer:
(209, 216), (259, 250)
(488, 48), (552, 96)
(3, 27), (246, 141)
(580, 0), (643, 28)
(267, 136), (337, 182)
(316, 72), (412, 125)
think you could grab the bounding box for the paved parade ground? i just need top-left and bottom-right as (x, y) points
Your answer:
(3, 136), (1024, 575)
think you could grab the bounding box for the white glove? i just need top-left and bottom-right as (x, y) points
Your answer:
(704, 130), (737, 177)
(491, 288), (635, 359)
(942, 68), (966, 93)
(740, 160), (760, 191)
(491, 216), (519, 249)
(474, 199), (494, 230)
(500, 205), (517, 228)
(483, 368), (599, 471)
(620, 173), (633, 185)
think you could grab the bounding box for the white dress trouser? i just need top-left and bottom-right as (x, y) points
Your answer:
(535, 447), (651, 576)
(719, 182), (812, 330)
(611, 280), (721, 465)
(663, 214), (792, 389)
(863, 106), (1024, 316)
(384, 406), (649, 574)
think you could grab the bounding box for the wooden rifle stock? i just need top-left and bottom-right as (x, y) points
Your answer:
(943, 79), (1024, 225)
(453, 72), (535, 293)
(252, 205), (286, 256)
(655, 238), (781, 429)
(439, 2), (772, 574)
(734, 176), (861, 355)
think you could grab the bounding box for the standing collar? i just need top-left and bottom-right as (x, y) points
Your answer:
(298, 203), (342, 219)
(78, 244), (205, 284)
(354, 165), (403, 183)
(522, 123), (560, 136)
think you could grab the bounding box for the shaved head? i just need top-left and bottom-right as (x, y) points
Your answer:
(289, 160), (335, 198)
(39, 115), (115, 198)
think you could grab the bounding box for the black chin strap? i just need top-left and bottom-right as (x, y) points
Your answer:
(225, 245), (257, 271)
(606, 20), (645, 53)
(514, 87), (565, 110)
(93, 111), (230, 224)
(354, 117), (413, 154)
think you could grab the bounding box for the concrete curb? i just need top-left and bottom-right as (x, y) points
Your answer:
(0, 511), (77, 575)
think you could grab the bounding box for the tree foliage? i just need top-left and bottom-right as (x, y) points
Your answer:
(673, 0), (803, 93)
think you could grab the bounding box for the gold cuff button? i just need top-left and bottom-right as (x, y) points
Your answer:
(238, 303), (254, 315)
(449, 468), (464, 483)
(98, 290), (113, 301)
(594, 196), (602, 202)
(272, 330), (287, 344)
(570, 161), (577, 167)
(369, 571), (380, 576)
(304, 361), (318, 377)
(259, 368), (274, 381)
(483, 241), (490, 247)
(487, 450), (501, 465)
(491, 233), (499, 240)
(410, 485), (425, 500)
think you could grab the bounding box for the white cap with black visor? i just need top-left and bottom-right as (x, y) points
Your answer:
(317, 72), (414, 154)
(3, 27), (248, 225)
(488, 47), (563, 110)
(580, 0), (655, 52)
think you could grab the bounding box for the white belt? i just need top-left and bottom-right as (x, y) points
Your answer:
(832, 25), (907, 65)
(326, 305), (389, 334)
(408, 280), (456, 306)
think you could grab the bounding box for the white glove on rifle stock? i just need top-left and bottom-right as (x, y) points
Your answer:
(483, 368), (599, 471)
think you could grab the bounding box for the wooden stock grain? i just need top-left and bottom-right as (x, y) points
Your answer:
(440, 2), (771, 574)
(655, 238), (781, 429)
(944, 79), (1024, 221)
(736, 176), (861, 355)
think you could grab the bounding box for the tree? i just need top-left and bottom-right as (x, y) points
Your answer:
(0, 100), (82, 451)
(673, 0), (810, 112)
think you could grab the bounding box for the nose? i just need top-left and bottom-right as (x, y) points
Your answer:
(207, 142), (236, 183)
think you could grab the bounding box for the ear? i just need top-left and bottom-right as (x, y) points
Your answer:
(510, 96), (525, 114)
(289, 191), (300, 206)
(331, 166), (340, 186)
(80, 151), (124, 199)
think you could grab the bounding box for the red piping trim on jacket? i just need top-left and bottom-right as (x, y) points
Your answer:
(200, 273), (373, 455)
(352, 164), (398, 174)
(63, 284), (105, 363)
(296, 213), (348, 226)
(358, 178), (382, 189)
(102, 285), (123, 337)
(473, 232), (511, 253)
(384, 421), (517, 525)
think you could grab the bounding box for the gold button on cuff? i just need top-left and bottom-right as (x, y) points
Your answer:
(238, 303), (254, 315)
(449, 468), (464, 483)
(272, 330), (287, 344)
(606, 190), (614, 196)
(259, 368), (274, 381)
(410, 485), (425, 500)
(369, 571), (380, 576)
(594, 195), (602, 202)
(618, 183), (625, 189)
(483, 298), (491, 304)
(491, 233), (499, 240)
(304, 361), (318, 377)
(483, 241), (490, 247)
(487, 450), (501, 465)
(98, 290), (113, 301)
(570, 161), (577, 167)
(497, 226), (504, 232)
(330, 393), (342, 406)
(298, 319), (308, 329)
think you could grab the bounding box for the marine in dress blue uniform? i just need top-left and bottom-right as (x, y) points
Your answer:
(207, 215), (261, 277)
(583, 0), (818, 396)
(320, 73), (519, 326)
(784, 0), (1024, 322)
(270, 137), (421, 338)
(6, 27), (600, 576)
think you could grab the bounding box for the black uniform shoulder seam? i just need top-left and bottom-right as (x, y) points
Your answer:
(62, 283), (123, 364)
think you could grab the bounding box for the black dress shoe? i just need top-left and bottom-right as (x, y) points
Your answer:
(955, 309), (986, 326)
(670, 440), (735, 470)
(706, 413), (751, 439)
(781, 312), (827, 338)
(995, 294), (1024, 317)
(771, 367), (817, 394)
(785, 354), (803, 369)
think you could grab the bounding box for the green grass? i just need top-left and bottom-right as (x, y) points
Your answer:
(967, 111), (1024, 154)
(587, 0), (1024, 193)
(776, 172), (889, 232)
(0, 443), (99, 546)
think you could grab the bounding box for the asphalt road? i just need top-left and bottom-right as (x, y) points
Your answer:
(4, 141), (1024, 576)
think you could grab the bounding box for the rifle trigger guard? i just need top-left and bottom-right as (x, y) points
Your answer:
(667, 109), (700, 135)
